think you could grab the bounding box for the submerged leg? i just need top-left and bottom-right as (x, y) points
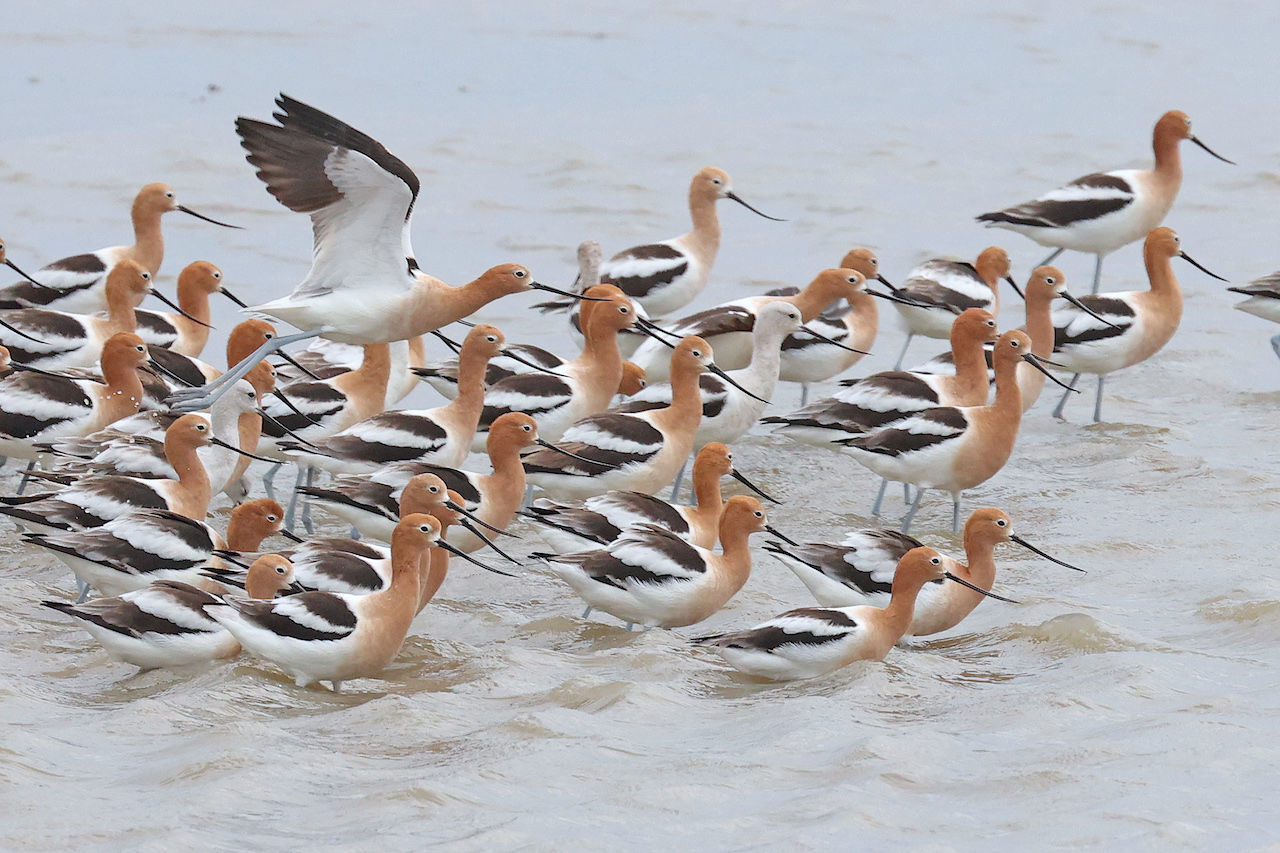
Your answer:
(1090, 254), (1105, 295)
(263, 462), (283, 502)
(74, 578), (91, 604)
(668, 455), (691, 502)
(167, 329), (322, 412)
(16, 460), (36, 495)
(900, 486), (926, 532)
(1270, 333), (1280, 362)
(1051, 374), (1082, 420)
(581, 605), (593, 619)
(799, 382), (810, 407)
(951, 492), (962, 534)
(1093, 375), (1106, 424)
(893, 333), (915, 371)
(284, 464), (306, 532)
(300, 466), (316, 534)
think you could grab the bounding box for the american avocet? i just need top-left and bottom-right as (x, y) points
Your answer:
(764, 307), (999, 447)
(474, 287), (648, 448)
(280, 324), (506, 475)
(301, 412), (546, 549)
(629, 268), (880, 382)
(1228, 272), (1280, 360)
(0, 414), (259, 534)
(0, 332), (151, 463)
(275, 336), (428, 407)
(1048, 227), (1224, 422)
(169, 95), (593, 412)
(413, 339), (562, 400)
(27, 498), (290, 599)
(693, 547), (1011, 681)
(840, 330), (1070, 532)
(45, 380), (262, 495)
(887, 246), (1017, 369)
(766, 508), (1082, 636)
(594, 167), (783, 317)
(41, 554), (299, 670)
(523, 442), (775, 553)
(616, 302), (802, 447)
(908, 267), (1116, 412)
(618, 361), (647, 396)
(775, 248), (890, 401)
(206, 513), (446, 691)
(978, 110), (1233, 294)
(524, 337), (758, 500)
(0, 259), (163, 369)
(535, 495), (775, 629)
(0, 239), (46, 288)
(0, 183), (239, 313)
(207, 474), (510, 598)
(134, 261), (244, 358)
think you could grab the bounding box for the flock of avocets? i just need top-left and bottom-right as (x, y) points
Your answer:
(2, 95), (1275, 687)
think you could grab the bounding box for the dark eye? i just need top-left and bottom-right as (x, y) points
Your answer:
(266, 514), (278, 522)
(419, 524), (431, 533)
(522, 424), (532, 432)
(165, 191), (175, 199)
(213, 271), (221, 279)
(1045, 276), (1056, 285)
(847, 276), (857, 284)
(514, 269), (526, 278)
(135, 345), (145, 352)
(692, 350), (702, 358)
(930, 557), (940, 565)
(996, 519), (1007, 527)
(870, 258), (878, 266)
(986, 320), (995, 327)
(141, 272), (151, 281)
(265, 332), (274, 339)
(486, 336), (497, 343)
(619, 306), (629, 314)
(276, 565), (286, 574)
(753, 511), (763, 518)
(430, 486), (439, 493)
(196, 423), (206, 431)
(1011, 339), (1021, 348)
(711, 177), (722, 185)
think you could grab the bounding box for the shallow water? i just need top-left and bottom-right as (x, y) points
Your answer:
(4, 1), (1280, 849)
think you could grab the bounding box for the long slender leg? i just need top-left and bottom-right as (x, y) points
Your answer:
(1093, 375), (1106, 423)
(668, 456), (690, 502)
(1271, 334), (1280, 362)
(900, 486), (926, 532)
(1051, 374), (1082, 420)
(581, 605), (593, 619)
(893, 333), (914, 371)
(1038, 248), (1065, 267)
(167, 329), (322, 412)
(799, 382), (810, 407)
(263, 462), (283, 502)
(522, 483), (533, 510)
(16, 460), (36, 495)
(903, 482), (911, 505)
(869, 478), (889, 517)
(1091, 254), (1105, 295)
(74, 578), (91, 603)
(951, 492), (962, 534)
(284, 464), (306, 532)
(300, 466), (316, 534)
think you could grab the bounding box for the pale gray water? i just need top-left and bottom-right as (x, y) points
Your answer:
(3, 1), (1280, 849)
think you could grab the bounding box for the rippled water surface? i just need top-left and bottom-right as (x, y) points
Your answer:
(4, 1), (1280, 849)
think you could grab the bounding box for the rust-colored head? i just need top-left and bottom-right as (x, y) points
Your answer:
(617, 361), (647, 395)
(244, 553), (297, 599)
(101, 332), (150, 371)
(583, 285), (640, 337)
(393, 513), (444, 561)
(1144, 226), (1181, 260)
(839, 248), (887, 284)
(177, 261), (224, 297)
(165, 412), (215, 454)
(990, 329), (1034, 371)
(105, 258), (153, 305)
(134, 183), (180, 217)
(487, 411), (540, 454)
(481, 263), (536, 297)
(226, 319), (278, 367)
(400, 473), (450, 518)
(950, 308), (999, 348)
(719, 495), (767, 538)
(460, 323), (506, 363)
(670, 336), (715, 376)
(692, 166), (734, 202)
(974, 247), (1012, 284)
(693, 442), (734, 479)
(809, 268), (868, 305)
(1023, 266), (1068, 303)
(227, 498), (286, 546)
(892, 546), (949, 591)
(963, 507), (1014, 549)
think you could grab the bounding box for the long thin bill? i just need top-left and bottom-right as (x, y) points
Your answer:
(1179, 251), (1228, 282)
(150, 289), (213, 328)
(1010, 534), (1086, 572)
(270, 389), (323, 425)
(1060, 291), (1121, 329)
(279, 529), (305, 543)
(707, 363), (769, 403)
(273, 348), (323, 381)
(436, 538), (517, 577)
(867, 288), (934, 308)
(530, 281), (610, 301)
(799, 326), (870, 355)
(257, 407), (324, 448)
(535, 438), (610, 466)
(1189, 135), (1235, 165)
(5, 259), (49, 288)
(221, 288), (248, 308)
(730, 468), (780, 504)
(455, 519), (521, 565)
(501, 348), (565, 376)
(764, 525), (798, 546)
(1005, 275), (1025, 300)
(432, 330), (462, 354)
(0, 316), (48, 344)
(724, 191), (786, 221)
(944, 571), (1020, 603)
(177, 204), (243, 229)
(445, 499), (517, 538)
(1021, 353), (1078, 391)
(210, 436), (277, 463)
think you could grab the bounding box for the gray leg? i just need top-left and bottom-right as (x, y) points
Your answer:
(1271, 333), (1280, 361)
(900, 487), (926, 532)
(799, 383), (809, 407)
(1090, 254), (1104, 295)
(167, 329), (321, 412)
(284, 465), (306, 532)
(903, 482), (911, 504)
(581, 605), (593, 619)
(300, 466), (316, 534)
(668, 456), (690, 502)
(522, 483), (533, 510)
(869, 478), (889, 517)
(349, 526), (361, 540)
(1037, 248), (1065, 267)
(263, 462), (283, 502)
(1051, 374), (1082, 420)
(1093, 375), (1106, 424)
(894, 333), (914, 371)
(951, 492), (962, 534)
(16, 460), (35, 495)
(74, 578), (91, 603)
